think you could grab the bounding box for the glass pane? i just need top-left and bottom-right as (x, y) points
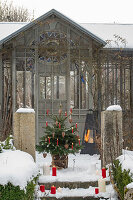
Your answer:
(70, 70), (78, 108)
(16, 71), (24, 108)
(25, 71), (32, 107)
(59, 76), (65, 100)
(54, 76), (65, 100)
(40, 76), (51, 99)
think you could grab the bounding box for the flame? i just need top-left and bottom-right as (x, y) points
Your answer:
(84, 129), (90, 142)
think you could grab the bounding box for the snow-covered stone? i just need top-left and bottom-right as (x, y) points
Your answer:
(106, 105), (122, 111)
(16, 108), (35, 113)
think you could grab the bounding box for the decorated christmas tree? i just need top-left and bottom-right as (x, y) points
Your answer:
(36, 106), (82, 168)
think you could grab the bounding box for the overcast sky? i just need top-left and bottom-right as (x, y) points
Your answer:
(5, 0), (133, 23)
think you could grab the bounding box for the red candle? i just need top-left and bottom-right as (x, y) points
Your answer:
(40, 185), (45, 192)
(51, 185), (56, 194)
(72, 127), (73, 133)
(65, 111), (67, 116)
(78, 139), (80, 145)
(52, 166), (57, 176)
(76, 123), (77, 129)
(46, 109), (49, 115)
(95, 188), (99, 194)
(59, 123), (61, 128)
(72, 143), (73, 149)
(102, 168), (106, 178)
(57, 138), (58, 146)
(46, 121), (48, 127)
(48, 137), (50, 144)
(70, 108), (72, 114)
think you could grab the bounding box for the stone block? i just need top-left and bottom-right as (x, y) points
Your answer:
(13, 110), (35, 160)
(124, 187), (133, 200)
(101, 110), (123, 166)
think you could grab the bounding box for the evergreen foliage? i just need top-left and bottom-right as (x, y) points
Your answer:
(0, 135), (15, 153)
(36, 108), (82, 156)
(0, 176), (38, 200)
(112, 159), (133, 199)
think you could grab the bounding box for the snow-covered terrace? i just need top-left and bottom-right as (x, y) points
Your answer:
(0, 22), (133, 48)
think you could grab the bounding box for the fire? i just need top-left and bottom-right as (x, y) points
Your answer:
(84, 129), (90, 142)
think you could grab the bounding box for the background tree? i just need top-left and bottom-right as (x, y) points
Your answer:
(0, 0), (33, 22)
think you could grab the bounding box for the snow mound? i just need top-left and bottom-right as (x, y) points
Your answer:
(0, 150), (38, 189)
(127, 182), (133, 189)
(16, 108), (35, 113)
(106, 105), (122, 111)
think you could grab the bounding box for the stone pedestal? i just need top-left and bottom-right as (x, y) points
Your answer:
(124, 187), (133, 200)
(13, 109), (35, 160)
(101, 110), (123, 166)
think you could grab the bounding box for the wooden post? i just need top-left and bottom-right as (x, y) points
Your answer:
(35, 27), (39, 144)
(12, 48), (16, 114)
(0, 53), (2, 137)
(66, 26), (70, 113)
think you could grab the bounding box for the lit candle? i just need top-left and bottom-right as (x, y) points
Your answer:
(95, 188), (99, 194)
(102, 168), (106, 178)
(59, 123), (61, 128)
(72, 127), (73, 133)
(76, 123), (77, 129)
(72, 143), (73, 149)
(43, 164), (50, 175)
(40, 185), (45, 192)
(65, 111), (67, 116)
(46, 121), (48, 127)
(52, 166), (57, 176)
(57, 138), (58, 146)
(57, 187), (62, 193)
(46, 109), (49, 115)
(78, 139), (80, 145)
(48, 137), (50, 144)
(98, 178), (106, 193)
(51, 185), (56, 194)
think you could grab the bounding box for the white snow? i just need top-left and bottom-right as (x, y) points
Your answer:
(0, 150), (38, 190)
(16, 108), (35, 113)
(37, 184), (117, 199)
(81, 23), (133, 48)
(106, 105), (122, 111)
(36, 152), (109, 183)
(118, 150), (133, 175)
(0, 22), (27, 42)
(127, 182), (133, 189)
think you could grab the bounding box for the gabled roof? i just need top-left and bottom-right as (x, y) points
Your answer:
(0, 9), (106, 47)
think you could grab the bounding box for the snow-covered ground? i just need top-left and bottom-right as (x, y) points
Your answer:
(36, 152), (117, 199)
(0, 148), (132, 199)
(0, 150), (38, 190)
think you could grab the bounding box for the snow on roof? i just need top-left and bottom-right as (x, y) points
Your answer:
(81, 23), (133, 48)
(0, 21), (133, 48)
(0, 22), (27, 42)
